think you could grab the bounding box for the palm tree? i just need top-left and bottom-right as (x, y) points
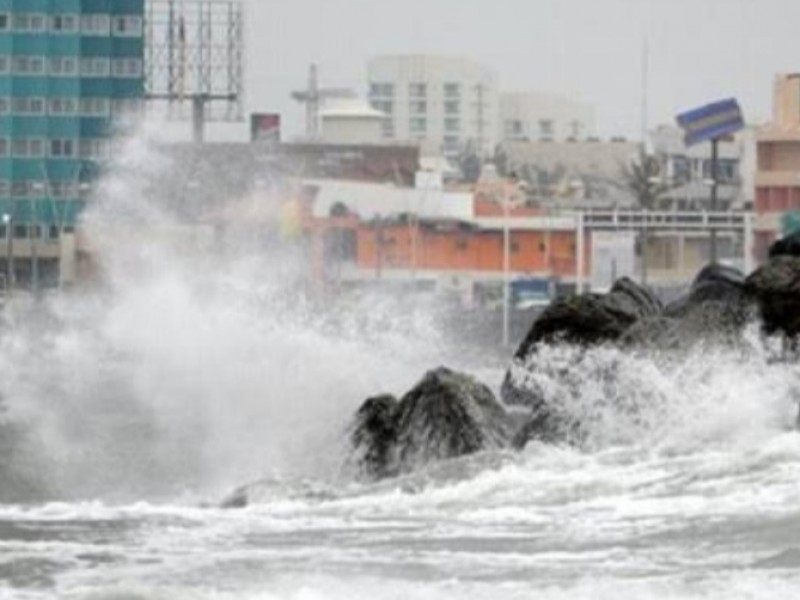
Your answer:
(620, 148), (670, 211)
(619, 148), (672, 283)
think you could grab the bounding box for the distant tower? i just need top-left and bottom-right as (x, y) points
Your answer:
(292, 64), (355, 140)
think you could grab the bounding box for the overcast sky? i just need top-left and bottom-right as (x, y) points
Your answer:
(201, 0), (799, 141)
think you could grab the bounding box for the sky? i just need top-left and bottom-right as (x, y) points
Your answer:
(200, 0), (800, 142)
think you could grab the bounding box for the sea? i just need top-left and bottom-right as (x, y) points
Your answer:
(1, 130), (800, 599)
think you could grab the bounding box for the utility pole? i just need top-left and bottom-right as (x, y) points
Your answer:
(709, 137), (719, 263)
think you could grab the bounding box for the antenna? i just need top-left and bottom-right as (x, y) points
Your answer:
(641, 38), (649, 147)
(291, 64), (355, 140)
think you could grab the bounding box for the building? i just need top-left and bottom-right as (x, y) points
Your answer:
(367, 55), (498, 159)
(0, 0), (145, 290)
(754, 74), (800, 261)
(650, 125), (753, 212)
(319, 99), (386, 146)
(499, 92), (595, 143)
(497, 139), (639, 208)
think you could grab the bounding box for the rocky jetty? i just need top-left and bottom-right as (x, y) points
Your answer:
(340, 234), (800, 483)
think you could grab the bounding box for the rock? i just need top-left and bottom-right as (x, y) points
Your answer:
(349, 394), (400, 480)
(511, 410), (575, 449)
(512, 277), (662, 361)
(769, 231), (800, 258)
(503, 278), (661, 409)
(633, 263), (754, 346)
(348, 367), (514, 479)
(745, 255), (800, 338)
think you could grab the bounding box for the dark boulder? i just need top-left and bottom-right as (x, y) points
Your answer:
(745, 255), (800, 338)
(512, 277), (662, 360)
(666, 263), (748, 318)
(349, 394), (400, 480)
(503, 278), (661, 408)
(630, 263), (755, 346)
(348, 367), (514, 479)
(769, 231), (800, 258)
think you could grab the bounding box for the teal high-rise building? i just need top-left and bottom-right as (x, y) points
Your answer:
(0, 0), (144, 289)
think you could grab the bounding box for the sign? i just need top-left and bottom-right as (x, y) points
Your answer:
(590, 231), (636, 292)
(250, 113), (281, 142)
(676, 98), (743, 146)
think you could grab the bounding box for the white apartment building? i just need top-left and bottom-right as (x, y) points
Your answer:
(367, 55), (498, 158)
(500, 92), (596, 142)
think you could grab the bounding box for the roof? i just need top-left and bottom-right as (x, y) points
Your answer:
(306, 178), (474, 221)
(320, 99), (387, 120)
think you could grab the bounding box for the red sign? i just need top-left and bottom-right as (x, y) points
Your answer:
(250, 113), (281, 142)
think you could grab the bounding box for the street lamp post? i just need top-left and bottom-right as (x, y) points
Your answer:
(3, 213), (12, 300)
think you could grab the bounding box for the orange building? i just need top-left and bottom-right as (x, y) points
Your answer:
(306, 197), (588, 305)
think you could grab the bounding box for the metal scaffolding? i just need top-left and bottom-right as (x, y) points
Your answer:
(145, 0), (244, 142)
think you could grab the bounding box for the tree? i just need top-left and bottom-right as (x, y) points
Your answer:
(618, 148), (672, 283)
(457, 141), (483, 184)
(619, 148), (670, 211)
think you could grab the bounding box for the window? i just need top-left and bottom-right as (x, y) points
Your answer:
(50, 98), (78, 115)
(444, 117), (460, 132)
(0, 139), (8, 156)
(409, 82), (427, 98)
(30, 14), (46, 32)
(113, 15), (143, 37)
(11, 139), (44, 158)
(79, 139), (107, 159)
(50, 181), (78, 198)
(51, 14), (78, 33)
(369, 82), (394, 97)
(81, 14), (111, 35)
(0, 14), (8, 31)
(80, 98), (109, 116)
(50, 57), (78, 76)
(13, 14), (29, 30)
(371, 100), (393, 115)
(409, 117), (427, 133)
(50, 139), (76, 158)
(505, 119), (524, 137)
(0, 97), (7, 114)
(13, 56), (46, 75)
(0, 181), (9, 199)
(539, 119), (554, 140)
(0, 56), (8, 74)
(409, 100), (426, 114)
(11, 13), (47, 32)
(112, 58), (143, 78)
(444, 100), (460, 115)
(11, 97), (45, 115)
(80, 58), (110, 77)
(444, 83), (461, 98)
